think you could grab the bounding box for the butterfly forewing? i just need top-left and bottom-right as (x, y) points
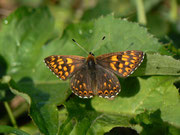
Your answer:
(96, 51), (144, 77)
(70, 66), (96, 98)
(44, 55), (85, 80)
(96, 65), (121, 98)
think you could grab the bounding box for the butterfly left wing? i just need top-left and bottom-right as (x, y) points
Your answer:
(96, 51), (144, 77)
(70, 65), (96, 98)
(44, 55), (85, 80)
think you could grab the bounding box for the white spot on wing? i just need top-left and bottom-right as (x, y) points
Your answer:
(89, 95), (93, 98)
(104, 96), (108, 98)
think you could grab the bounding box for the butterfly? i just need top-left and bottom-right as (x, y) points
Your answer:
(44, 50), (144, 99)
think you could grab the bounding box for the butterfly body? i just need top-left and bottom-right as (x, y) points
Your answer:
(44, 50), (144, 99)
(86, 52), (96, 70)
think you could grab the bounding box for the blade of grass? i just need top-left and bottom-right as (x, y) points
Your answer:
(4, 101), (18, 128)
(135, 0), (147, 25)
(170, 0), (177, 22)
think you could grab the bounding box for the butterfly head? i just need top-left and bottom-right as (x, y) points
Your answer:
(87, 52), (96, 69)
(89, 52), (94, 56)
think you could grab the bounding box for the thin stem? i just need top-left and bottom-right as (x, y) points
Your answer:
(136, 0), (147, 25)
(170, 0), (177, 22)
(4, 101), (18, 128)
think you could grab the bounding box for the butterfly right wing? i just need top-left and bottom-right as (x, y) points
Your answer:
(44, 55), (85, 80)
(95, 65), (121, 98)
(96, 51), (144, 78)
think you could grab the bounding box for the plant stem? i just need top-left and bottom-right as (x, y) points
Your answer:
(170, 0), (177, 22)
(4, 101), (18, 128)
(136, 0), (147, 25)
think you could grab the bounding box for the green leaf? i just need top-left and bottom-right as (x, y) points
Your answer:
(59, 97), (135, 135)
(0, 125), (30, 135)
(60, 76), (180, 134)
(65, 15), (168, 55)
(0, 6), (67, 135)
(91, 76), (180, 128)
(133, 53), (180, 76)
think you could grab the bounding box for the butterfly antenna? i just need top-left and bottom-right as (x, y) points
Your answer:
(72, 39), (89, 55)
(91, 36), (106, 53)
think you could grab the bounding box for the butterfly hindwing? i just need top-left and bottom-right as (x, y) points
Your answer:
(96, 51), (144, 77)
(70, 65), (96, 98)
(70, 64), (121, 98)
(96, 65), (121, 98)
(44, 55), (85, 80)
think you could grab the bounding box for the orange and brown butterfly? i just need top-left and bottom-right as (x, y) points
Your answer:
(44, 40), (144, 99)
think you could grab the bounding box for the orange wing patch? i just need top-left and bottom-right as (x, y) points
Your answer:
(110, 62), (117, 71)
(111, 55), (118, 61)
(70, 65), (75, 73)
(66, 58), (73, 64)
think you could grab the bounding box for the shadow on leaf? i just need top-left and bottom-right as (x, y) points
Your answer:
(104, 127), (138, 135)
(118, 77), (140, 97)
(18, 77), (50, 107)
(0, 55), (7, 78)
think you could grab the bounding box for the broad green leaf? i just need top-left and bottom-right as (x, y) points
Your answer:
(63, 15), (168, 55)
(0, 125), (30, 135)
(59, 97), (135, 135)
(91, 76), (180, 128)
(0, 6), (67, 135)
(60, 76), (180, 134)
(0, 6), (54, 81)
(133, 53), (180, 76)
(46, 15), (180, 76)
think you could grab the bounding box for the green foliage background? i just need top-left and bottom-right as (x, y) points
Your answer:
(0, 0), (180, 135)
